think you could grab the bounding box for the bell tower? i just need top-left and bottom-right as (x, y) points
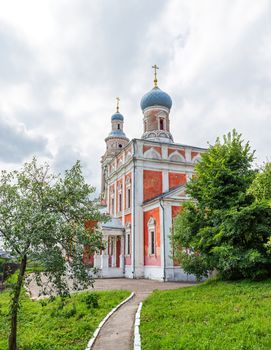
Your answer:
(140, 65), (173, 143)
(100, 98), (129, 204)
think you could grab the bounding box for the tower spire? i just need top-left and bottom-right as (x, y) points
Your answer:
(152, 64), (159, 88)
(116, 97), (120, 112)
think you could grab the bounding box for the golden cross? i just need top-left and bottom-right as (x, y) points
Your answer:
(152, 64), (159, 87)
(116, 97), (120, 112)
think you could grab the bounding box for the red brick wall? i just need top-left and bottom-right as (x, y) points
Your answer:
(172, 206), (183, 219)
(143, 170), (163, 202)
(168, 172), (186, 190)
(144, 207), (161, 266)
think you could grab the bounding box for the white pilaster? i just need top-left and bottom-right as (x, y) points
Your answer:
(133, 163), (144, 277)
(162, 169), (169, 193)
(185, 147), (192, 162)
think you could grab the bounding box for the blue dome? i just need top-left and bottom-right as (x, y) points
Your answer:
(109, 130), (126, 137)
(111, 112), (124, 121)
(140, 87), (172, 110)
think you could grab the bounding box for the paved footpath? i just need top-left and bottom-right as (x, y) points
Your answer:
(91, 279), (193, 350)
(28, 277), (194, 350)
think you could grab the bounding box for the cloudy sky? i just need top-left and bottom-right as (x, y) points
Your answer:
(0, 0), (270, 191)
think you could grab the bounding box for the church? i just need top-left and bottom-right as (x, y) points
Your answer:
(93, 66), (205, 281)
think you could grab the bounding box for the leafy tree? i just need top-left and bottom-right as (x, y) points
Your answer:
(0, 158), (105, 350)
(248, 162), (271, 254)
(248, 162), (271, 202)
(173, 130), (271, 280)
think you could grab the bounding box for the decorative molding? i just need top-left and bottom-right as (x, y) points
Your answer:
(142, 130), (173, 143)
(147, 217), (155, 227)
(143, 147), (161, 160)
(169, 150), (185, 162)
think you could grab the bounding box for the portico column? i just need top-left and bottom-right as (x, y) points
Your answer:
(120, 235), (125, 269)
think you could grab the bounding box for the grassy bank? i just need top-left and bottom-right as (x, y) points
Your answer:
(140, 280), (271, 350)
(0, 288), (129, 350)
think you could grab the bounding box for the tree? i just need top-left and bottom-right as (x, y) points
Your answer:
(0, 158), (106, 350)
(173, 130), (271, 280)
(248, 162), (271, 202)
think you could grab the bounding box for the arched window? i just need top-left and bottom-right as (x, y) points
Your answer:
(125, 223), (131, 255)
(159, 118), (164, 130)
(148, 217), (156, 255)
(118, 124), (120, 130)
(126, 177), (131, 209)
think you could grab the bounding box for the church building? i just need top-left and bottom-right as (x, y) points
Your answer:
(93, 66), (205, 281)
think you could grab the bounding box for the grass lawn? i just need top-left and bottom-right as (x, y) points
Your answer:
(140, 280), (271, 350)
(0, 288), (129, 350)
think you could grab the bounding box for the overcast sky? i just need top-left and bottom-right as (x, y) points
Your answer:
(0, 0), (270, 191)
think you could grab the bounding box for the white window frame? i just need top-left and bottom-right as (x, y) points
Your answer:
(125, 223), (131, 256)
(147, 217), (156, 256)
(126, 177), (131, 209)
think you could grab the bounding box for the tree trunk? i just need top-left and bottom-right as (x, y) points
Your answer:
(8, 254), (27, 350)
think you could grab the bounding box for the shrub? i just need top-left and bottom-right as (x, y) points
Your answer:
(83, 293), (99, 308)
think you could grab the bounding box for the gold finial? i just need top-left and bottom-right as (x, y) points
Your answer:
(116, 97), (120, 112)
(152, 64), (159, 87)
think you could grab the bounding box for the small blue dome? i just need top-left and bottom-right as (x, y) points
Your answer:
(111, 112), (124, 121)
(140, 87), (172, 110)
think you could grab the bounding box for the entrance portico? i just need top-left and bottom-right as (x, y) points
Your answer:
(94, 218), (125, 277)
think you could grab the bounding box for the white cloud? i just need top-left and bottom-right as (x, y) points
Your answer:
(0, 0), (270, 189)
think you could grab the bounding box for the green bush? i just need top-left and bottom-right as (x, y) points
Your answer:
(83, 293), (99, 308)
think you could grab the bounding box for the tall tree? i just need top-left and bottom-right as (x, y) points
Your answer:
(248, 162), (271, 202)
(0, 158), (105, 350)
(173, 131), (271, 280)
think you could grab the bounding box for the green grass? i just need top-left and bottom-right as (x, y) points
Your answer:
(0, 288), (129, 350)
(140, 280), (271, 350)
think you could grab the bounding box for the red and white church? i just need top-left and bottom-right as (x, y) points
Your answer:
(93, 67), (205, 281)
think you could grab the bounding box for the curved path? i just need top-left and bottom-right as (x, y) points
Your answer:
(91, 279), (193, 350)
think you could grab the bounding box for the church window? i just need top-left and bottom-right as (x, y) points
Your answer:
(125, 222), (131, 255)
(119, 193), (122, 212)
(150, 231), (155, 255)
(126, 177), (131, 209)
(127, 188), (131, 208)
(148, 217), (156, 255)
(111, 197), (114, 215)
(159, 118), (164, 130)
(127, 233), (130, 255)
(118, 124), (120, 130)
